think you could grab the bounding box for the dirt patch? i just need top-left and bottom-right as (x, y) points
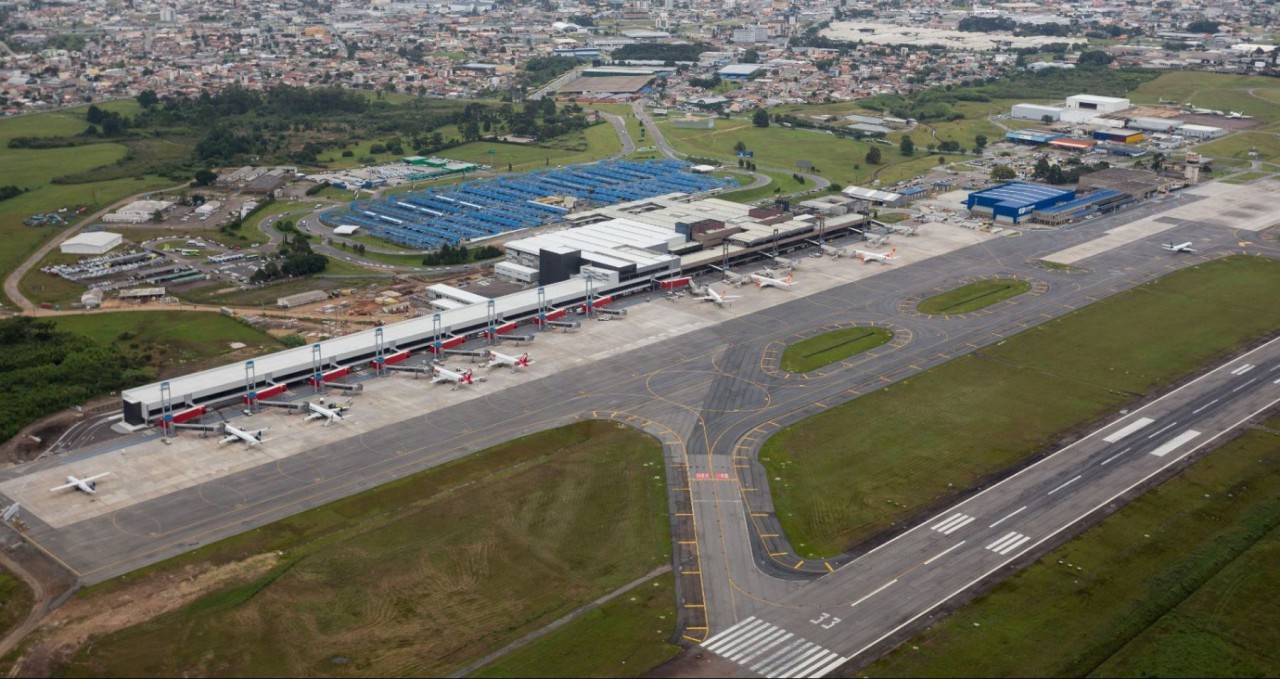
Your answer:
(7, 552), (280, 678)
(643, 647), (743, 678)
(1, 411), (79, 466)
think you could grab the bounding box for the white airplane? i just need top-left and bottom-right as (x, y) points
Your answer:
(852, 247), (898, 264)
(305, 400), (350, 425)
(1227, 111), (1250, 119)
(431, 364), (474, 389)
(807, 239), (846, 257)
(486, 349), (531, 373)
(750, 272), (795, 289)
(694, 285), (741, 307)
(221, 422), (267, 446)
(50, 472), (111, 495)
(1162, 241), (1196, 254)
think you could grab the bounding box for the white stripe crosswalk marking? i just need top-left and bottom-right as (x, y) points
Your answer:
(702, 616), (761, 652)
(998, 535), (1032, 555)
(986, 531), (1025, 553)
(705, 618), (769, 654)
(932, 512), (966, 532)
(751, 638), (807, 672)
(716, 617), (773, 655)
(735, 631), (793, 665)
(782, 649), (837, 678)
(732, 625), (788, 655)
(809, 655), (851, 678)
(765, 643), (823, 678)
(758, 641), (815, 676)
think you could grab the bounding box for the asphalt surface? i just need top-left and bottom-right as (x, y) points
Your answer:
(2, 190), (1278, 676)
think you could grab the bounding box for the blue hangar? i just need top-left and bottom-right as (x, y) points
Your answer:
(965, 182), (1076, 224)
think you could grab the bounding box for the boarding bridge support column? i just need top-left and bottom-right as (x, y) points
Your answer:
(486, 300), (498, 345)
(373, 327), (386, 375)
(536, 286), (548, 326)
(159, 381), (174, 437)
(311, 343), (324, 394)
(432, 313), (443, 354)
(244, 360), (258, 412)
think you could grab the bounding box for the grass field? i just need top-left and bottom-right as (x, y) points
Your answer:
(471, 573), (680, 678)
(761, 256), (1280, 557)
(1128, 72), (1280, 123)
(917, 279), (1032, 315)
(51, 311), (282, 373)
(0, 568), (33, 641)
(1196, 132), (1280, 163)
(866, 414), (1280, 678)
(57, 421), (670, 677)
(1221, 171), (1272, 184)
(178, 275), (390, 307)
(780, 327), (894, 373)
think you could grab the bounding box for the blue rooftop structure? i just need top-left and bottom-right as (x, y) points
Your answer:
(321, 160), (733, 249)
(1004, 130), (1062, 145)
(966, 182), (1076, 224)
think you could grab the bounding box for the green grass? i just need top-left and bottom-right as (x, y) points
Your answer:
(0, 569), (33, 641)
(51, 311), (281, 372)
(1197, 132), (1280, 163)
(1128, 72), (1280, 123)
(917, 279), (1033, 315)
(57, 421), (671, 677)
(875, 212), (913, 224)
(866, 415), (1280, 678)
(471, 573), (680, 678)
(781, 327), (894, 373)
(1221, 171), (1272, 184)
(761, 256), (1280, 557)
(178, 275), (389, 307)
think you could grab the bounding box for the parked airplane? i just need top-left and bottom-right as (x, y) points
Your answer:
(221, 423), (267, 446)
(1162, 241), (1196, 254)
(1227, 111), (1251, 119)
(750, 272), (795, 289)
(806, 239), (846, 257)
(694, 285), (741, 307)
(50, 472), (111, 495)
(486, 349), (531, 373)
(432, 364), (474, 389)
(852, 247), (898, 264)
(305, 400), (350, 425)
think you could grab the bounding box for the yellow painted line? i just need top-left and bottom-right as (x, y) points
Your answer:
(793, 560), (806, 570)
(825, 562), (835, 573)
(682, 571), (701, 576)
(675, 513), (694, 517)
(686, 626), (709, 631)
(683, 635), (706, 643)
(760, 533), (779, 539)
(770, 551), (789, 557)
(678, 540), (699, 545)
(685, 603), (706, 608)
(751, 512), (769, 517)
(742, 487), (758, 492)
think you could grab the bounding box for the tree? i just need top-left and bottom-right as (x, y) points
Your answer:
(136, 89), (159, 108)
(1077, 50), (1115, 68)
(194, 169), (218, 186)
(742, 49), (760, 64)
(974, 134), (988, 150)
(734, 140), (748, 154)
(865, 146), (882, 164)
(1041, 114), (1054, 125)
(990, 164), (1017, 180)
(899, 135), (915, 156)
(752, 109), (770, 128)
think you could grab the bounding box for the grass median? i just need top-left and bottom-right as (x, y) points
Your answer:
(55, 420), (671, 677)
(917, 279), (1032, 315)
(866, 414), (1280, 677)
(780, 327), (894, 373)
(0, 569), (33, 640)
(761, 255), (1280, 557)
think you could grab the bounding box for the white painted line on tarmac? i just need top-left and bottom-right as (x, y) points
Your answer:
(1191, 399), (1219, 415)
(1103, 417), (1154, 443)
(1149, 430), (1201, 458)
(849, 579), (898, 608)
(989, 505), (1027, 528)
(808, 655), (852, 679)
(997, 535), (1032, 555)
(1231, 363), (1255, 375)
(941, 516), (975, 535)
(986, 532), (1024, 553)
(1231, 378), (1257, 393)
(1146, 421), (1179, 439)
(931, 513), (967, 533)
(1047, 474), (1082, 496)
(923, 540), (967, 566)
(1100, 447), (1133, 466)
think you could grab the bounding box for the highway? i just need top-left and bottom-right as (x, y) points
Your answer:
(1, 188), (1277, 676)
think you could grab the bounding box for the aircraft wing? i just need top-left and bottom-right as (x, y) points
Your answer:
(49, 481), (78, 492)
(430, 375), (447, 383)
(305, 411), (323, 421)
(81, 472), (111, 483)
(220, 433), (240, 445)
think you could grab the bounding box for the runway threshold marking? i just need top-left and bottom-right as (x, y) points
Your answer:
(986, 532), (1031, 555)
(931, 513), (976, 535)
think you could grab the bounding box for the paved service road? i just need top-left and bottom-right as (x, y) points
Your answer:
(2, 188), (1278, 677)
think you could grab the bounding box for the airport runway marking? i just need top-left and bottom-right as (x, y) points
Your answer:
(931, 512), (976, 535)
(988, 505), (1027, 528)
(1046, 474), (1082, 496)
(922, 540), (967, 566)
(986, 531), (1032, 555)
(1100, 447), (1133, 466)
(849, 579), (898, 608)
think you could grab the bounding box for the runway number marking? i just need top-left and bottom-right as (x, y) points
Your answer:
(809, 612), (842, 629)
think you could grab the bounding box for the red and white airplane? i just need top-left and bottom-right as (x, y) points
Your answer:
(486, 349), (531, 373)
(750, 272), (795, 289)
(221, 423), (268, 446)
(852, 247), (897, 264)
(50, 472), (111, 495)
(432, 364), (475, 389)
(694, 285), (741, 307)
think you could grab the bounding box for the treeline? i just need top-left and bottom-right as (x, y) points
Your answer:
(0, 185), (25, 201)
(957, 16), (1074, 37)
(421, 243), (502, 266)
(251, 229), (328, 282)
(522, 56), (580, 88)
(132, 84), (368, 128)
(1033, 157), (1111, 185)
(612, 42), (708, 63)
(0, 318), (154, 445)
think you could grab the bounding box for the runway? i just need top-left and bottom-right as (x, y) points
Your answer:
(1, 182), (1278, 677)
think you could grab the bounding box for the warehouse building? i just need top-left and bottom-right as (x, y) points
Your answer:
(1093, 130), (1145, 144)
(1176, 124), (1227, 140)
(1065, 94), (1130, 113)
(1077, 167), (1183, 199)
(965, 182), (1077, 224)
(1010, 103), (1063, 122)
(60, 231), (123, 255)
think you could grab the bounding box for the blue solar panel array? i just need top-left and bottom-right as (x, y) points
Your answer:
(321, 160), (733, 249)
